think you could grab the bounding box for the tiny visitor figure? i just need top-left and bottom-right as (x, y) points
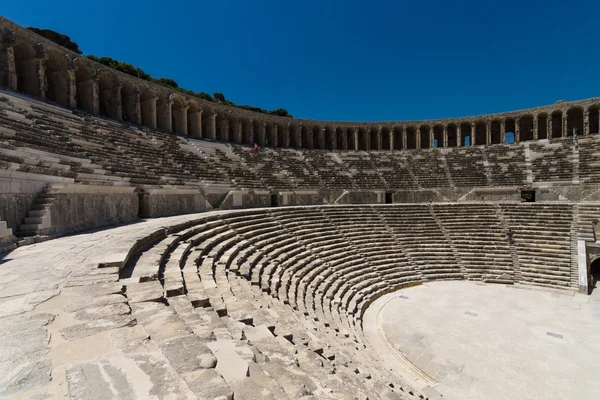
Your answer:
(253, 143), (258, 152)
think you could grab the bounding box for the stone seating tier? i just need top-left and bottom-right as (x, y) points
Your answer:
(3, 89), (600, 193)
(108, 204), (581, 399)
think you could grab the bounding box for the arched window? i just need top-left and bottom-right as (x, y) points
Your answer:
(505, 131), (515, 144)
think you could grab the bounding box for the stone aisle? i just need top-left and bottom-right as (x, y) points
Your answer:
(0, 212), (214, 399)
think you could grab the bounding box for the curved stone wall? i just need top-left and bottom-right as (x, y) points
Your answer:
(1, 16), (599, 152)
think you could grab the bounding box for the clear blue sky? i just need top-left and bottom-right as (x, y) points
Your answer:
(2, 0), (598, 122)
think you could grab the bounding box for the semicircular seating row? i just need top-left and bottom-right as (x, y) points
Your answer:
(119, 203), (576, 399)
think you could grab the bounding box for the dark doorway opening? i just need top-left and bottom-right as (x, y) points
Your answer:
(590, 258), (600, 294)
(385, 192), (393, 204)
(271, 194), (279, 207)
(520, 190), (536, 202)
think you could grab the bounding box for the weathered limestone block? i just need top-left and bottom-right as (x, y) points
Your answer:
(47, 184), (138, 235)
(218, 190), (270, 209)
(277, 190), (323, 206)
(139, 187), (212, 218)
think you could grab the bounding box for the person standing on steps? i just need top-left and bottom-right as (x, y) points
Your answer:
(253, 143), (258, 152)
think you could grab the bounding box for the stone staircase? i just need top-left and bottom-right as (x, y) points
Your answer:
(16, 184), (61, 237)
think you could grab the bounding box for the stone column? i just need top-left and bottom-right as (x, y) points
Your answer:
(471, 122), (477, 146)
(584, 108), (590, 135)
(0, 42), (17, 90)
(533, 116), (539, 140)
(429, 128), (434, 148)
(374, 126), (382, 151)
(457, 124), (462, 147)
(402, 128), (407, 150)
(207, 113), (217, 140)
(500, 120), (506, 143)
(442, 126), (448, 148)
(562, 112), (568, 138)
(547, 116), (553, 139)
(235, 121), (243, 143)
(141, 96), (157, 129)
(416, 128), (421, 149)
(283, 124), (291, 148)
(514, 118), (520, 143)
(65, 67), (77, 109)
(340, 127), (348, 150)
(486, 121), (491, 145)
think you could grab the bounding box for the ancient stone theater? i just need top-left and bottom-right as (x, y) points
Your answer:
(0, 15), (599, 400)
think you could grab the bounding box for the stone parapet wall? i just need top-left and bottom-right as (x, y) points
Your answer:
(139, 187), (212, 218)
(45, 184), (138, 236)
(218, 190), (271, 209)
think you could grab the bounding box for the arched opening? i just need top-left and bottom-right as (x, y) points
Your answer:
(44, 50), (72, 107)
(392, 126), (404, 150)
(301, 125), (311, 149)
(537, 114), (548, 140)
(156, 95), (173, 132)
(324, 126), (335, 150)
(241, 119), (252, 145)
(551, 111), (563, 138)
(336, 127), (346, 150)
(567, 107), (584, 138)
(74, 60), (96, 114)
(312, 126), (323, 150)
(274, 123), (285, 147)
(215, 112), (227, 141)
(358, 127), (368, 151)
(420, 125), (431, 149)
(519, 115), (534, 142)
(381, 127), (391, 150)
(370, 127), (380, 151)
(460, 123), (472, 146)
(475, 121), (487, 145)
(433, 125), (443, 148)
(226, 115), (239, 143)
(265, 122), (275, 147)
(347, 128), (355, 150)
(505, 132), (515, 144)
(14, 41), (40, 97)
(490, 120), (501, 144)
(253, 120), (264, 146)
(288, 124), (298, 148)
(590, 257), (600, 294)
(274, 123), (284, 147)
(121, 82), (140, 124)
(447, 124), (457, 147)
(406, 126), (417, 149)
(98, 71), (118, 119)
(589, 106), (600, 135)
(171, 95), (187, 135)
(505, 119), (516, 143)
(187, 101), (201, 137)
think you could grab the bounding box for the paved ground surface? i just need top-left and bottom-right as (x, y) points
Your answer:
(0, 213), (214, 399)
(363, 281), (600, 400)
